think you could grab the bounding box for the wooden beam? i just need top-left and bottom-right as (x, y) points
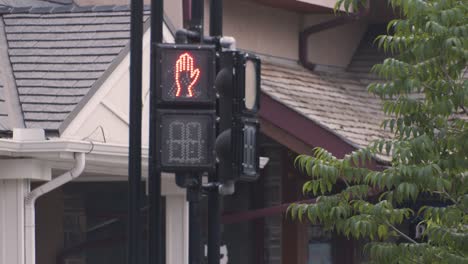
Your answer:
(260, 117), (313, 155)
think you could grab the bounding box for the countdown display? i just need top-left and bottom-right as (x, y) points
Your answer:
(157, 110), (216, 171)
(242, 123), (257, 176)
(156, 44), (215, 105)
(235, 118), (260, 181)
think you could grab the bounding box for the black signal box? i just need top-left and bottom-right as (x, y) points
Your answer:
(155, 44), (216, 172)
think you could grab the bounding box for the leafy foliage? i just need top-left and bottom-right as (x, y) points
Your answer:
(290, 0), (468, 263)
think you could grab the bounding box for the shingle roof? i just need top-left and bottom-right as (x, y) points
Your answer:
(0, 0), (62, 8)
(261, 27), (391, 150)
(0, 81), (9, 129)
(0, 6), (149, 129)
(261, 62), (390, 150)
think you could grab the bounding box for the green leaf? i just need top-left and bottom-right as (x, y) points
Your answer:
(294, 0), (468, 261)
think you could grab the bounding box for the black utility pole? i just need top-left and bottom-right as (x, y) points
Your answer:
(210, 0), (223, 37)
(187, 174), (202, 264)
(149, 0), (164, 264)
(128, 0), (143, 263)
(189, 0), (204, 39)
(208, 1), (223, 263)
(186, 1), (204, 263)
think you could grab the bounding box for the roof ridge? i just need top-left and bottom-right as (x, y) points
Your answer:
(0, 4), (152, 15)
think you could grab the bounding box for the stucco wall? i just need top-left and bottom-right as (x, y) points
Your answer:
(303, 14), (367, 67)
(220, 0), (300, 60)
(297, 0), (337, 9)
(72, 0), (367, 66)
(76, 0), (300, 60)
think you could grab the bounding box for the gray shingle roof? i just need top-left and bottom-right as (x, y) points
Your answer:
(261, 28), (391, 150)
(262, 62), (390, 150)
(0, 81), (9, 129)
(0, 0), (62, 8)
(1, 7), (148, 129)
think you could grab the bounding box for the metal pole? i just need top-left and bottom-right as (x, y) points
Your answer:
(187, 175), (202, 264)
(183, 0), (191, 29)
(128, 0), (143, 262)
(207, 175), (220, 264)
(188, 1), (204, 263)
(208, 1), (223, 263)
(209, 0), (222, 37)
(190, 0), (204, 41)
(149, 0), (164, 264)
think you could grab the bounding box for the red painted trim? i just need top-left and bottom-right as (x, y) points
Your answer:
(260, 93), (356, 158)
(255, 0), (334, 13)
(221, 199), (316, 224)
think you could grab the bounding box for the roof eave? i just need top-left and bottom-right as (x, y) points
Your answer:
(260, 91), (388, 167)
(0, 137), (147, 176)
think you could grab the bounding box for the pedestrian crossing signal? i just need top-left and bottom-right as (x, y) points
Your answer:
(156, 44), (215, 106)
(157, 110), (216, 171)
(155, 44), (216, 172)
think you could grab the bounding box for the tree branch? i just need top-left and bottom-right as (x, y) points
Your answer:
(385, 221), (418, 244)
(443, 66), (467, 114)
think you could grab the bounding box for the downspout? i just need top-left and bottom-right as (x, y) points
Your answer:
(24, 152), (86, 264)
(299, 9), (369, 71)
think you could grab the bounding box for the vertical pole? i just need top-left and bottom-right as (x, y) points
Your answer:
(188, 1), (204, 263)
(183, 0), (192, 29)
(210, 0), (222, 37)
(209, 1), (223, 263)
(128, 0), (143, 262)
(190, 0), (204, 40)
(207, 173), (220, 264)
(187, 175), (202, 264)
(149, 0), (164, 264)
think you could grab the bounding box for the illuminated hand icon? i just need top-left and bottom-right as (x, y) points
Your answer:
(175, 53), (200, 97)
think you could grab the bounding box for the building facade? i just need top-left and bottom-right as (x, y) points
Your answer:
(0, 0), (394, 263)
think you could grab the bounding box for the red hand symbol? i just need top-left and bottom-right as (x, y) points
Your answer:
(175, 53), (200, 97)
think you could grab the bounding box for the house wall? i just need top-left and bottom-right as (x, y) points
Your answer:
(261, 136), (285, 264)
(222, 182), (256, 264)
(73, 0), (365, 67)
(36, 188), (65, 264)
(218, 0), (300, 60)
(211, 0), (365, 66)
(219, 0), (366, 66)
(302, 14), (367, 67)
(298, 0), (336, 9)
(282, 157), (309, 264)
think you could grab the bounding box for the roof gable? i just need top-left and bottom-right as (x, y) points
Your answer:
(0, 6), (151, 131)
(60, 16), (175, 145)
